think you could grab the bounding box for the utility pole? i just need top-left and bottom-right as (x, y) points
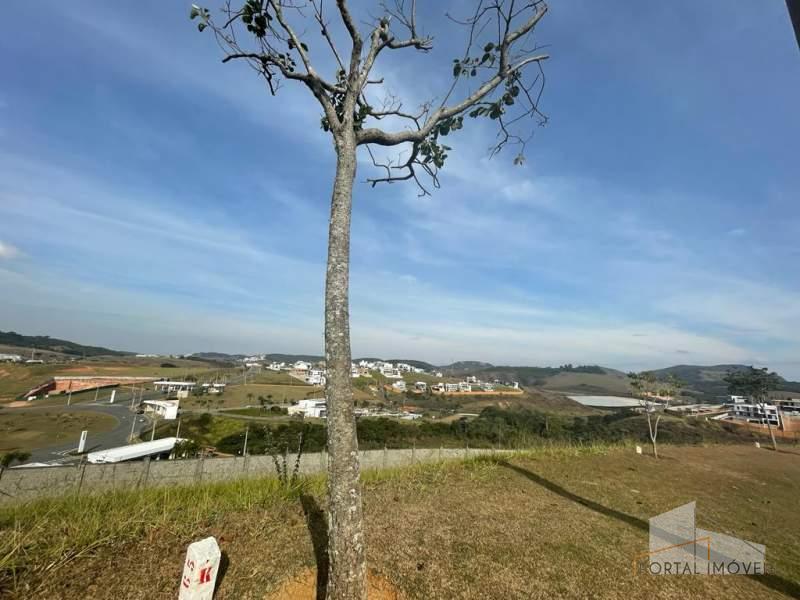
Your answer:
(67, 387), (72, 407)
(129, 413), (137, 443)
(243, 425), (249, 457)
(150, 416), (157, 442)
(93, 386), (99, 403)
(176, 418), (182, 439)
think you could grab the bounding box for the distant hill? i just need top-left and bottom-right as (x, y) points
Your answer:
(190, 352), (246, 362)
(441, 361), (494, 373)
(263, 353), (324, 363)
(649, 364), (800, 401)
(0, 331), (130, 357)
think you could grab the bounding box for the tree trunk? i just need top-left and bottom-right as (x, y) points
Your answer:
(651, 436), (658, 459)
(766, 420), (778, 451)
(324, 134), (367, 600)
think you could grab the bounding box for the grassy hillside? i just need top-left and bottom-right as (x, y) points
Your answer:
(651, 364), (800, 400)
(2, 444), (797, 598)
(0, 331), (129, 357)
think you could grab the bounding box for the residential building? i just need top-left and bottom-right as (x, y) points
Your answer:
(414, 381), (427, 392)
(481, 383), (495, 392)
(392, 380), (407, 392)
(0, 354), (22, 362)
(445, 383), (459, 393)
(458, 382), (472, 392)
(288, 399), (327, 418)
(293, 361), (311, 372)
(143, 399), (180, 420)
(308, 369), (326, 386)
(727, 401), (781, 427)
(153, 380), (196, 393)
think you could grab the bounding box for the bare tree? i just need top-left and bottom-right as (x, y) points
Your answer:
(628, 372), (680, 459)
(191, 2), (549, 597)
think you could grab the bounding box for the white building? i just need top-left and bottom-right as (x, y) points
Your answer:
(431, 383), (444, 393)
(143, 400), (180, 420)
(458, 382), (472, 392)
(0, 353), (22, 362)
(465, 375), (478, 384)
(445, 383), (460, 393)
(392, 380), (407, 392)
(288, 399), (327, 418)
(481, 383), (495, 392)
(293, 361), (311, 372)
(397, 363), (414, 372)
(268, 361), (286, 371)
(153, 381), (196, 393)
(728, 401), (781, 427)
(434, 371), (443, 378)
(414, 381), (427, 392)
(308, 369), (326, 386)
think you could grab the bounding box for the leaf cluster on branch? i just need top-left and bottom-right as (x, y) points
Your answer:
(191, 0), (550, 194)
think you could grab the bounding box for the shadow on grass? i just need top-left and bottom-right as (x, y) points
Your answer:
(301, 494), (328, 600)
(499, 460), (800, 599)
(498, 460), (647, 531)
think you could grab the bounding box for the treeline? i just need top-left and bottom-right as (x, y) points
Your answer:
(210, 407), (758, 455)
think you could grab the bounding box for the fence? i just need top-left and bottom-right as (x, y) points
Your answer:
(0, 446), (499, 505)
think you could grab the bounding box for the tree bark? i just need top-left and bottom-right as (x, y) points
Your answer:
(324, 133), (367, 600)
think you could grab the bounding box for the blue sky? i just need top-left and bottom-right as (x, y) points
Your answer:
(1, 2), (799, 376)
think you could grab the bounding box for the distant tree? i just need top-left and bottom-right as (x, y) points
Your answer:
(725, 367), (782, 451)
(628, 372), (681, 458)
(246, 392), (255, 405)
(191, 1), (550, 596)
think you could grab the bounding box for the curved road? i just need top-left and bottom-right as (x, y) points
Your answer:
(7, 402), (155, 464)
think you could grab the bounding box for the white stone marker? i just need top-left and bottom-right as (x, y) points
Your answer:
(109, 389), (116, 404)
(78, 430), (88, 453)
(635, 445), (642, 455)
(179, 536), (221, 600)
(754, 441), (761, 449)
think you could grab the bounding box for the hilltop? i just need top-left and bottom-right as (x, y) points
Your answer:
(0, 331), (130, 358)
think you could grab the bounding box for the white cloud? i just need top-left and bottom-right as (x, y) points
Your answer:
(0, 241), (19, 259)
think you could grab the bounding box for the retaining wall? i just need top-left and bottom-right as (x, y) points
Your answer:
(0, 446), (498, 505)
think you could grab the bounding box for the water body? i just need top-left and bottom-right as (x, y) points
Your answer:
(568, 395), (641, 408)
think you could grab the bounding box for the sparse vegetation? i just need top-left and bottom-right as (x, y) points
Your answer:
(1, 444), (798, 598)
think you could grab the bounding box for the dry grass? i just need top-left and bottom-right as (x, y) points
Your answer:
(1, 444), (798, 599)
(0, 411), (118, 453)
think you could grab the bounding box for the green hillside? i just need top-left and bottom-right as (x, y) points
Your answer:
(0, 331), (129, 357)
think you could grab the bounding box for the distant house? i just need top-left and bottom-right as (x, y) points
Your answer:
(288, 399), (327, 418)
(727, 397), (781, 427)
(431, 383), (445, 393)
(414, 381), (427, 392)
(293, 361), (311, 372)
(433, 371), (443, 378)
(0, 354), (22, 363)
(481, 383), (495, 392)
(382, 366), (403, 379)
(445, 383), (459, 393)
(308, 369), (326, 386)
(465, 375), (478, 384)
(397, 363), (413, 373)
(392, 380), (407, 392)
(153, 380), (196, 394)
(458, 382), (472, 392)
(143, 399), (180, 420)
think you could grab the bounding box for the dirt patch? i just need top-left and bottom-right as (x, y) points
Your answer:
(267, 568), (403, 600)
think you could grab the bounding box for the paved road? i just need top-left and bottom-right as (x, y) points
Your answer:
(8, 367), (255, 465)
(8, 402), (155, 464)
